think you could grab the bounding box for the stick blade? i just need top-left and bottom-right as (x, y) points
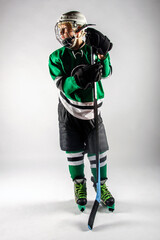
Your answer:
(88, 200), (99, 230)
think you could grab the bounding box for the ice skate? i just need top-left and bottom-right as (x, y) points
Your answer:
(91, 177), (115, 211)
(74, 178), (87, 212)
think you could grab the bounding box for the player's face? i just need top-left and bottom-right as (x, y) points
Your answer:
(59, 22), (74, 40)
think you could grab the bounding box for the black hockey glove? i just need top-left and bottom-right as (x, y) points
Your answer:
(71, 63), (103, 89)
(85, 28), (113, 55)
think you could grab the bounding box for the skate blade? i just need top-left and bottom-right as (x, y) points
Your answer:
(101, 202), (115, 211)
(107, 203), (115, 212)
(78, 205), (86, 212)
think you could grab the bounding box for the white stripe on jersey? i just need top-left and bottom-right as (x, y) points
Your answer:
(59, 91), (102, 120)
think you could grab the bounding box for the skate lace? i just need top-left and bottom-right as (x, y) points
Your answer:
(101, 184), (112, 201)
(75, 183), (86, 199)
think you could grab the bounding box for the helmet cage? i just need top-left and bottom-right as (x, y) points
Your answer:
(54, 20), (84, 49)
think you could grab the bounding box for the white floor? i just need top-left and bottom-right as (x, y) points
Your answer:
(0, 161), (160, 240)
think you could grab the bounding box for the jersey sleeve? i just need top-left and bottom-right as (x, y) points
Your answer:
(49, 52), (81, 94)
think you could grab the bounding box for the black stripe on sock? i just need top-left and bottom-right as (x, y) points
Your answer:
(67, 156), (84, 162)
(90, 156), (107, 165)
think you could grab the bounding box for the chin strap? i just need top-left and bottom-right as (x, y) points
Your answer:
(62, 36), (75, 48)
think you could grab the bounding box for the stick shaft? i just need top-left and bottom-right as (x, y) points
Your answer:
(88, 47), (101, 230)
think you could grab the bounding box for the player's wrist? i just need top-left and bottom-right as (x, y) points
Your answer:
(98, 54), (106, 60)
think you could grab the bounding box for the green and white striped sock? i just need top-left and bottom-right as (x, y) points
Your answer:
(66, 151), (85, 180)
(88, 151), (108, 181)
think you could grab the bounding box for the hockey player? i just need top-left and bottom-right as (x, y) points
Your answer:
(49, 11), (115, 211)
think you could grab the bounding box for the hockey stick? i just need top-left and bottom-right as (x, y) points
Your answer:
(88, 47), (101, 230)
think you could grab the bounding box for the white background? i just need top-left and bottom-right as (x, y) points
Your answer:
(0, 0), (160, 239)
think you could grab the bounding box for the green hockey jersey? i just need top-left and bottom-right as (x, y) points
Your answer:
(49, 44), (112, 120)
